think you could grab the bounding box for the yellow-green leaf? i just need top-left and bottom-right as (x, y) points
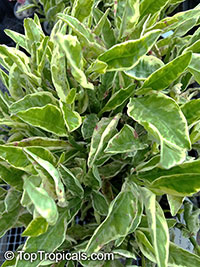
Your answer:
(128, 92), (191, 169)
(137, 52), (192, 94)
(17, 104), (67, 137)
(22, 217), (48, 237)
(98, 30), (161, 71)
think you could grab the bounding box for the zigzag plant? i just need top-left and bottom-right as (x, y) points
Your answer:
(0, 0), (200, 266)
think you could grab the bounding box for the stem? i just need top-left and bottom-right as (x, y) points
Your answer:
(68, 135), (85, 152)
(142, 254), (146, 267)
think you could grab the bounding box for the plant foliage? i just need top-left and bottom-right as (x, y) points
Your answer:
(1, 0), (200, 266)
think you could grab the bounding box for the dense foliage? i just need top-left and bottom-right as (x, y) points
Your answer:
(1, 0), (200, 266)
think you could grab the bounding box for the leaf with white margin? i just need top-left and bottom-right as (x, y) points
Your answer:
(136, 52), (192, 94)
(24, 149), (67, 207)
(60, 101), (82, 132)
(98, 30), (161, 71)
(17, 104), (67, 137)
(105, 124), (148, 154)
(141, 188), (169, 267)
(10, 92), (58, 114)
(167, 195), (184, 216)
(88, 114), (121, 167)
(181, 99), (200, 126)
(124, 55), (164, 80)
(86, 182), (138, 254)
(15, 198), (81, 267)
(57, 34), (93, 89)
(72, 0), (94, 22)
(137, 160), (200, 196)
(127, 92), (191, 169)
(23, 178), (58, 225)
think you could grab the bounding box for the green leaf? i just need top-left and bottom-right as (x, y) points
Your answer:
(105, 124), (148, 154)
(60, 101), (82, 132)
(168, 242), (200, 267)
(137, 158), (200, 196)
(17, 104), (67, 137)
(173, 17), (198, 37)
(141, 160), (200, 197)
(72, 0), (94, 22)
(24, 149), (67, 207)
(0, 162), (24, 191)
(0, 187), (6, 200)
(6, 137), (72, 151)
(140, 0), (169, 19)
(181, 99), (200, 126)
(167, 195), (184, 216)
(170, 0), (185, 4)
(91, 191), (109, 216)
(187, 26), (200, 48)
(98, 30), (161, 71)
(187, 53), (200, 84)
(137, 52), (192, 94)
(86, 182), (138, 254)
(190, 122), (200, 144)
(137, 159), (200, 182)
(93, 7), (115, 48)
(57, 34), (94, 89)
(0, 91), (9, 115)
(24, 177), (58, 225)
(124, 55), (164, 80)
(81, 114), (99, 140)
(4, 30), (28, 51)
(0, 200), (21, 238)
(148, 9), (200, 33)
(136, 230), (200, 266)
(51, 43), (70, 102)
(100, 85), (136, 115)
(149, 172), (200, 197)
(118, 0), (140, 39)
(113, 249), (137, 259)
(93, 8), (110, 36)
(135, 230), (156, 263)
(10, 92), (58, 114)
(15, 200), (81, 267)
(46, 3), (65, 22)
(37, 36), (50, 74)
(58, 164), (84, 198)
(128, 92), (191, 169)
(115, 183), (144, 247)
(88, 114), (121, 167)
(66, 88), (77, 105)
(98, 160), (126, 179)
(87, 59), (108, 74)
(141, 188), (169, 267)
(5, 189), (21, 212)
(0, 68), (9, 90)
(136, 155), (160, 172)
(0, 146), (30, 170)
(18, 212), (34, 227)
(184, 201), (200, 235)
(8, 63), (25, 100)
(167, 219), (177, 229)
(100, 84), (135, 115)
(183, 39), (200, 54)
(57, 13), (94, 44)
(84, 165), (102, 190)
(24, 17), (45, 51)
(22, 217), (48, 237)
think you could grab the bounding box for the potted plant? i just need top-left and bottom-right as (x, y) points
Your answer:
(0, 1), (200, 266)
